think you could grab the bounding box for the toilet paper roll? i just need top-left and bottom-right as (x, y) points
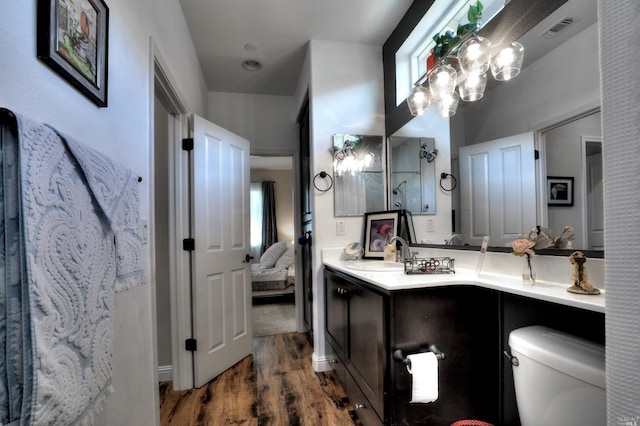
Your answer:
(406, 352), (438, 403)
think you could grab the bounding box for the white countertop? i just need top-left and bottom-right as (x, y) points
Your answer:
(322, 248), (605, 314)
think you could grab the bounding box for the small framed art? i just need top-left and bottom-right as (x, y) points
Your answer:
(363, 210), (400, 259)
(37, 0), (109, 107)
(547, 176), (574, 206)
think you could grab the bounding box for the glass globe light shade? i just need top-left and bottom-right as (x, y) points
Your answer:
(458, 71), (487, 102)
(491, 41), (525, 81)
(458, 36), (492, 74)
(436, 91), (459, 118)
(407, 84), (431, 116)
(429, 64), (457, 101)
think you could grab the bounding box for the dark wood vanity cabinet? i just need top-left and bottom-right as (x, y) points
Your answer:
(324, 267), (500, 426)
(325, 269), (386, 424)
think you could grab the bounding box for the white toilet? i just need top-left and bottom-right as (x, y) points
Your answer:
(508, 325), (605, 426)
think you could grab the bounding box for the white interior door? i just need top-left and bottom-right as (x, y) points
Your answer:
(460, 132), (537, 246)
(586, 151), (604, 250)
(191, 114), (252, 387)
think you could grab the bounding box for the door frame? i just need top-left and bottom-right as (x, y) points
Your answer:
(251, 150), (304, 333)
(151, 41), (193, 391)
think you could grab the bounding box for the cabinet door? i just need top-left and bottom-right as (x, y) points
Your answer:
(349, 285), (385, 418)
(325, 270), (349, 361)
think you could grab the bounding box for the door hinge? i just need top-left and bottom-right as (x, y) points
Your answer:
(183, 238), (195, 251)
(182, 138), (194, 151)
(534, 149), (540, 160)
(185, 338), (197, 352)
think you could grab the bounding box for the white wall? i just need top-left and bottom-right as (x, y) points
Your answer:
(306, 40), (386, 368)
(0, 0), (207, 424)
(208, 92), (298, 155)
(459, 23), (600, 144)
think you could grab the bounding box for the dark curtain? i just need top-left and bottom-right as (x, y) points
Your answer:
(260, 181), (278, 253)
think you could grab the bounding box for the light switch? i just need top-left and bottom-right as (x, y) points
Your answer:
(427, 219), (434, 232)
(336, 221), (345, 236)
(140, 219), (149, 244)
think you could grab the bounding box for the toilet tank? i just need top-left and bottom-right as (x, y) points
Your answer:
(509, 325), (605, 426)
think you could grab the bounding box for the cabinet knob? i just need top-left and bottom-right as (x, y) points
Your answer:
(328, 359), (339, 364)
(354, 403), (367, 410)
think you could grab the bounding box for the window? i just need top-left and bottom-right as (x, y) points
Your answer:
(250, 182), (263, 260)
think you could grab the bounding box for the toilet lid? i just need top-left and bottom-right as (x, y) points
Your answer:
(509, 325), (605, 389)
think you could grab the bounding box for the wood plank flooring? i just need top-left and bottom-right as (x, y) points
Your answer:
(159, 333), (362, 425)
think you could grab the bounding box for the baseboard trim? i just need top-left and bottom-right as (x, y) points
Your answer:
(158, 365), (173, 382)
(312, 352), (334, 372)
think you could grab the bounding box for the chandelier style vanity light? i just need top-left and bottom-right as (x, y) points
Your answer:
(407, 1), (524, 117)
(331, 134), (375, 176)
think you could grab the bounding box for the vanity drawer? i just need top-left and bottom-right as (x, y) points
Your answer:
(346, 371), (383, 426)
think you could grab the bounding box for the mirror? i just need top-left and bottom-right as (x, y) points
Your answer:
(387, 0), (602, 254)
(388, 136), (437, 214)
(333, 134), (384, 216)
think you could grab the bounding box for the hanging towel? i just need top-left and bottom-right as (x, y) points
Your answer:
(407, 352), (439, 403)
(0, 109), (145, 425)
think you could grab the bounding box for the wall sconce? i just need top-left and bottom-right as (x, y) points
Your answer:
(331, 134), (375, 176)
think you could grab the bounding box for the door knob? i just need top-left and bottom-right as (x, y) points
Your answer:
(245, 254), (254, 263)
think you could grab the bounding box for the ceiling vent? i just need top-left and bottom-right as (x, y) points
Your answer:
(541, 17), (575, 38)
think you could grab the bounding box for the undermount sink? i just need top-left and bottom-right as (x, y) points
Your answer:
(345, 260), (404, 272)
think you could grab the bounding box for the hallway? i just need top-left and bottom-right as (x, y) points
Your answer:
(159, 333), (360, 425)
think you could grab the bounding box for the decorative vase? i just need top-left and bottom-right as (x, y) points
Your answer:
(522, 254), (536, 285)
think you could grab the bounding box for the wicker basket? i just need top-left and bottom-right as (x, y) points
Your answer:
(450, 420), (494, 426)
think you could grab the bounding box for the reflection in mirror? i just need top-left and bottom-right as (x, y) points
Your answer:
(543, 111), (602, 250)
(392, 0), (603, 255)
(388, 136), (437, 214)
(332, 134), (384, 217)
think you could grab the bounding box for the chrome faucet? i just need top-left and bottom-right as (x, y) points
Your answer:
(388, 236), (410, 262)
(446, 234), (464, 245)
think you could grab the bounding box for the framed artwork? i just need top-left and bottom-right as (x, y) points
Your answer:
(547, 176), (574, 206)
(37, 0), (109, 107)
(363, 210), (400, 259)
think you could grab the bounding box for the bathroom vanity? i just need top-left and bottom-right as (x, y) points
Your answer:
(323, 251), (605, 425)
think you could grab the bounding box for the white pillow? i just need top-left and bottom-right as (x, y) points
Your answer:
(259, 242), (287, 268)
(274, 247), (295, 270)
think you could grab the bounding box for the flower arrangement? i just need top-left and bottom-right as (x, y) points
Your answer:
(430, 1), (484, 62)
(513, 225), (575, 253)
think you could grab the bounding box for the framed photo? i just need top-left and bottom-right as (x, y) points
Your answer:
(401, 210), (417, 244)
(363, 210), (400, 259)
(547, 176), (574, 206)
(37, 0), (109, 107)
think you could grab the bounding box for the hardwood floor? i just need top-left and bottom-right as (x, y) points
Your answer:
(159, 333), (362, 425)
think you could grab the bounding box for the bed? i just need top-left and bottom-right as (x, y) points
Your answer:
(251, 242), (295, 297)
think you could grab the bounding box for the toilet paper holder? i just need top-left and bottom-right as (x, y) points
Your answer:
(393, 345), (446, 365)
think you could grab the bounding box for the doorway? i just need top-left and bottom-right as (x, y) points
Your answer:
(250, 156), (297, 336)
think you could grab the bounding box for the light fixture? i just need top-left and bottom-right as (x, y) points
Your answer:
(406, 1), (525, 118)
(407, 84), (431, 116)
(241, 59), (262, 71)
(429, 63), (457, 101)
(458, 70), (487, 102)
(435, 91), (459, 118)
(490, 41), (524, 81)
(331, 135), (375, 176)
(458, 36), (492, 74)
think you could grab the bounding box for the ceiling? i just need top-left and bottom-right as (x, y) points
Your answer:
(178, 0), (414, 96)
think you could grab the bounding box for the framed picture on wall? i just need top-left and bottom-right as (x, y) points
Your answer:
(363, 210), (400, 259)
(37, 0), (109, 107)
(547, 176), (574, 206)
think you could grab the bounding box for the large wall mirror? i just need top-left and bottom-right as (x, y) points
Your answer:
(385, 0), (603, 255)
(388, 136), (437, 214)
(333, 134), (384, 216)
